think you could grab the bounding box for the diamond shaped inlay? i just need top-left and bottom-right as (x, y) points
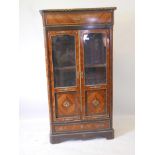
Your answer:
(63, 100), (70, 108)
(92, 99), (100, 107)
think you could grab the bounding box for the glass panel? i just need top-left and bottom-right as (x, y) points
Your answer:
(85, 67), (106, 85)
(54, 69), (76, 87)
(83, 33), (106, 85)
(52, 35), (76, 87)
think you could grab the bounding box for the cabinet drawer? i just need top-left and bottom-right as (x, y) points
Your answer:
(44, 11), (112, 26)
(53, 120), (110, 133)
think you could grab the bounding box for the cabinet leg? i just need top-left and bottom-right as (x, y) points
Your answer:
(50, 135), (63, 144)
(105, 129), (114, 139)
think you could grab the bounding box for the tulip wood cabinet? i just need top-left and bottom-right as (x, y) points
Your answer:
(40, 7), (116, 144)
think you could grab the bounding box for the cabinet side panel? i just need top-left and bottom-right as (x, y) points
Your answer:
(109, 27), (113, 128)
(43, 28), (53, 132)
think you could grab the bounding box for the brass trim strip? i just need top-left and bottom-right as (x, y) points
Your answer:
(78, 31), (83, 119)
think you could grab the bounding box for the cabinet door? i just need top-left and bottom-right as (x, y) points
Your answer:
(48, 30), (81, 122)
(80, 29), (111, 120)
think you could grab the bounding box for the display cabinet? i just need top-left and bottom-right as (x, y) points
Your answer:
(40, 7), (116, 144)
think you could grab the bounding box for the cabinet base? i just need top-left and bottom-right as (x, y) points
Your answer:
(50, 129), (114, 144)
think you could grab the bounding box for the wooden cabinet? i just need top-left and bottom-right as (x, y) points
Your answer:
(40, 7), (116, 144)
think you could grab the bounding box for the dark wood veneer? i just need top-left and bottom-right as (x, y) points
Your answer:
(40, 7), (116, 144)
(50, 129), (114, 144)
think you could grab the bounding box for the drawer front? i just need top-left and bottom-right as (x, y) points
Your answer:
(44, 11), (112, 26)
(53, 120), (110, 133)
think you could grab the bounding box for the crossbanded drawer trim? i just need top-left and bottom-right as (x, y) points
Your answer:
(53, 120), (110, 133)
(44, 11), (113, 26)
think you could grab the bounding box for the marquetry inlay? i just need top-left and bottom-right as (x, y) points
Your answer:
(63, 100), (70, 108)
(92, 99), (100, 107)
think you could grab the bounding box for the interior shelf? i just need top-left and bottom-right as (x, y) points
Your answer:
(54, 66), (76, 70)
(85, 64), (106, 68)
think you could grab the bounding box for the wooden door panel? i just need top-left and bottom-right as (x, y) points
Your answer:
(55, 91), (80, 121)
(80, 29), (111, 120)
(82, 88), (110, 120)
(85, 89), (107, 116)
(47, 30), (81, 122)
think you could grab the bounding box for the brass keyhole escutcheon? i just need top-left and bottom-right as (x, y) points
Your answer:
(63, 100), (70, 108)
(92, 99), (100, 107)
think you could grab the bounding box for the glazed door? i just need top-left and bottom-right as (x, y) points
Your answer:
(48, 30), (81, 122)
(80, 29), (111, 120)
